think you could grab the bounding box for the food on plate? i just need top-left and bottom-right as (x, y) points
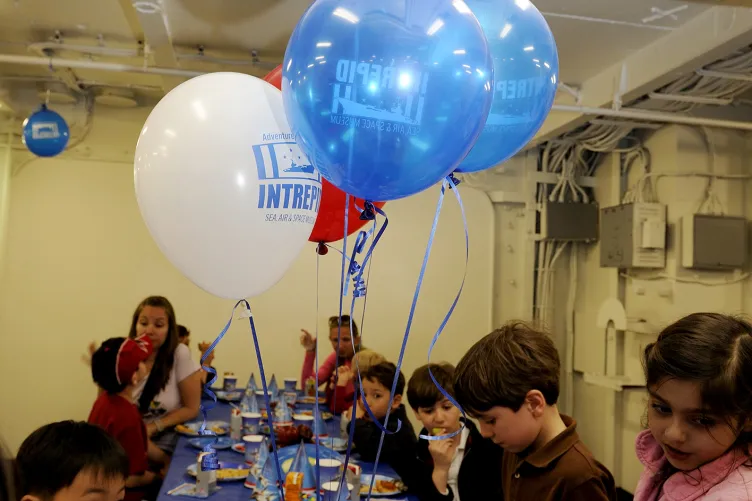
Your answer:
(360, 479), (399, 494)
(176, 423), (226, 436)
(215, 467), (249, 480)
(298, 410), (333, 420)
(298, 396), (326, 405)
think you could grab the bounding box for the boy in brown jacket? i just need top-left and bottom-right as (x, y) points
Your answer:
(454, 322), (617, 501)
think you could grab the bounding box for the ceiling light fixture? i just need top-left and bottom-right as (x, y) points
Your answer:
(132, 1), (161, 14)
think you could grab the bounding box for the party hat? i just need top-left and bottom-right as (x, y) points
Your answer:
(268, 375), (278, 397)
(243, 463), (260, 491)
(261, 453), (280, 486)
(276, 395), (293, 425)
(254, 437), (269, 469)
(289, 442), (316, 492)
(254, 483), (281, 501)
(313, 409), (329, 438)
(246, 390), (260, 414)
(246, 372), (258, 394)
(240, 392), (253, 412)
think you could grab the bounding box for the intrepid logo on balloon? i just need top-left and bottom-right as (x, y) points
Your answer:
(254, 140), (321, 223)
(30, 122), (62, 140)
(329, 59), (427, 137)
(483, 76), (550, 132)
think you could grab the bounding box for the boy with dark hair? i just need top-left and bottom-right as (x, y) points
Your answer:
(454, 322), (617, 501)
(89, 336), (164, 501)
(351, 362), (417, 472)
(403, 363), (503, 500)
(17, 421), (129, 501)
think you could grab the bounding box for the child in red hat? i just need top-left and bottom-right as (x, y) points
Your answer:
(89, 336), (165, 501)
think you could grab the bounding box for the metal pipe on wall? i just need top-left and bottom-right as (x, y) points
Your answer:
(0, 54), (205, 78)
(3, 54), (752, 133)
(552, 104), (752, 131)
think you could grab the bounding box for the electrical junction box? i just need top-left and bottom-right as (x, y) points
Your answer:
(600, 203), (667, 269)
(540, 202), (599, 241)
(681, 214), (748, 270)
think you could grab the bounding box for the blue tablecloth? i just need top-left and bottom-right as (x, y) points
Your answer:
(157, 400), (417, 500)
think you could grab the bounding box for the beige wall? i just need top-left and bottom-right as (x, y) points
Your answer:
(0, 107), (494, 452)
(571, 125), (752, 493)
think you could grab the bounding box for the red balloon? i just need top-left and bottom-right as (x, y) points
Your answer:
(262, 66), (385, 245)
(263, 64), (283, 89)
(310, 178), (386, 244)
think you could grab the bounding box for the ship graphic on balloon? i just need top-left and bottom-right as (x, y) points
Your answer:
(254, 142), (320, 182)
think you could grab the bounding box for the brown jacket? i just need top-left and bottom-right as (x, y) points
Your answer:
(502, 415), (616, 501)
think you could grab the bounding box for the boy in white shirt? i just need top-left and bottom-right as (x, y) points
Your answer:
(403, 363), (503, 501)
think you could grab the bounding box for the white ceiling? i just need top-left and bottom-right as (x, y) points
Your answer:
(0, 0), (710, 81)
(0, 0), (736, 132)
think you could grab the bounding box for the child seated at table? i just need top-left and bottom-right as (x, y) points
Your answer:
(403, 363), (503, 500)
(454, 322), (616, 501)
(16, 421), (129, 501)
(339, 349), (387, 436)
(89, 336), (167, 501)
(352, 362), (417, 475)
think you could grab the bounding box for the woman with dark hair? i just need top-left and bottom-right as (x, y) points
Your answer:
(83, 298), (201, 455)
(128, 296), (201, 455)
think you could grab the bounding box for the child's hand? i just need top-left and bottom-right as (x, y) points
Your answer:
(428, 429), (459, 470)
(81, 341), (97, 366)
(355, 396), (367, 420)
(335, 366), (353, 387)
(300, 329), (316, 352)
(198, 342), (215, 366)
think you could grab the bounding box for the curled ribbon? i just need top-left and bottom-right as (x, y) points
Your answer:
(361, 176), (468, 498)
(198, 301), (285, 497)
(419, 174), (469, 442)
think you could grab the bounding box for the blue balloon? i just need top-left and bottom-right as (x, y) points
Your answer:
(283, 0), (494, 201)
(455, 0), (558, 173)
(23, 104), (70, 157)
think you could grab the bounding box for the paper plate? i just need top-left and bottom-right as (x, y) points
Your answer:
(175, 421), (229, 436)
(316, 437), (349, 452)
(359, 474), (403, 497)
(187, 436), (234, 450)
(186, 461), (249, 482)
(215, 390), (243, 402)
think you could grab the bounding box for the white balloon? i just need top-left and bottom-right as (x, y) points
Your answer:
(134, 72), (321, 299)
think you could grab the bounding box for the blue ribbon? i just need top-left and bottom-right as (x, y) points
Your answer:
(361, 176), (468, 498)
(419, 175), (469, 441)
(314, 251), (321, 500)
(338, 206), (390, 499)
(198, 301), (285, 497)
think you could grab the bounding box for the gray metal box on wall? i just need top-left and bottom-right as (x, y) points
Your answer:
(541, 202), (599, 241)
(681, 214), (748, 270)
(600, 203), (666, 269)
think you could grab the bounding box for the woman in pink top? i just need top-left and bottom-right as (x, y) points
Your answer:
(634, 313), (752, 501)
(300, 315), (361, 414)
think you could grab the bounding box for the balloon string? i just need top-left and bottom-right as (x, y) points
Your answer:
(314, 250), (321, 500)
(338, 206), (388, 499)
(332, 193), (350, 427)
(241, 300), (285, 497)
(198, 311), (236, 471)
(199, 301), (285, 496)
(363, 178), (461, 498)
(419, 175), (469, 441)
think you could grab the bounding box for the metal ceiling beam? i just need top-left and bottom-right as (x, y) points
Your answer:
(533, 6), (752, 145)
(117, 0), (184, 92)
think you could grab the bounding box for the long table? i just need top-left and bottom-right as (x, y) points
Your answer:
(157, 400), (418, 500)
